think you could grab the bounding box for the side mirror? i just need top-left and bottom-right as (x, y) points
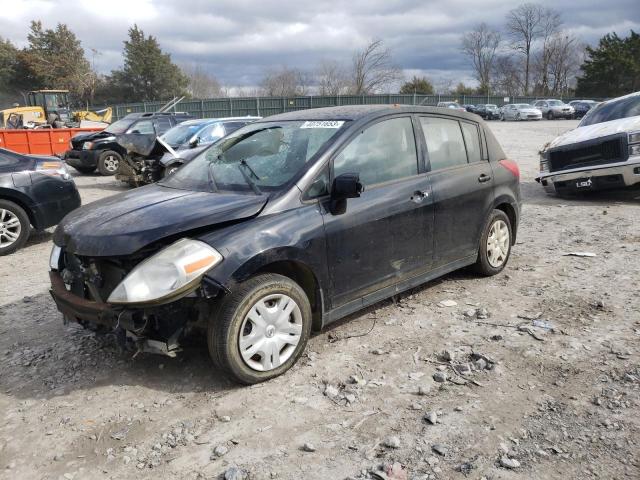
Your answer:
(330, 173), (363, 215)
(189, 136), (200, 148)
(331, 173), (363, 200)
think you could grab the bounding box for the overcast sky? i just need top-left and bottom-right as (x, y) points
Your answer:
(0, 0), (638, 89)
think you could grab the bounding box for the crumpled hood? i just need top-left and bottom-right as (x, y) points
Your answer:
(546, 116), (640, 150)
(54, 184), (267, 256)
(70, 130), (114, 149)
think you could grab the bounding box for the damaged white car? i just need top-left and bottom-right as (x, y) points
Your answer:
(536, 91), (640, 195)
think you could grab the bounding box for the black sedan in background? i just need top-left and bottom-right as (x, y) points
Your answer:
(476, 104), (501, 120)
(568, 100), (599, 119)
(0, 148), (80, 255)
(50, 105), (520, 384)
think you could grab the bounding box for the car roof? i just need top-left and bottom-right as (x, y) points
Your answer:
(121, 112), (192, 120)
(178, 117), (261, 126)
(259, 105), (480, 123)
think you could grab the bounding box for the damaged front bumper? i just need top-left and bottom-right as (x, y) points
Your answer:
(49, 270), (226, 356)
(535, 157), (640, 194)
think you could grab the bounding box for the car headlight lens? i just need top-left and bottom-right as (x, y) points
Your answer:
(107, 239), (223, 305)
(539, 154), (549, 173)
(82, 142), (94, 150)
(49, 245), (62, 271)
(629, 131), (640, 144)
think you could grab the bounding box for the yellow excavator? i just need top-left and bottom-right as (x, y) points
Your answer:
(0, 90), (112, 129)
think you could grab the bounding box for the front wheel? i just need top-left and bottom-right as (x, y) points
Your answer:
(546, 111), (554, 120)
(97, 151), (122, 176)
(207, 273), (312, 384)
(473, 209), (512, 276)
(0, 200), (30, 256)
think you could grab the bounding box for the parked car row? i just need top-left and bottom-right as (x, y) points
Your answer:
(439, 99), (600, 122)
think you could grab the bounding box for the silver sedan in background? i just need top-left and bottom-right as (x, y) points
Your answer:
(501, 103), (543, 121)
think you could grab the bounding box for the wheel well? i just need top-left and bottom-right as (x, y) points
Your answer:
(255, 260), (322, 330)
(0, 195), (36, 229)
(495, 202), (517, 244)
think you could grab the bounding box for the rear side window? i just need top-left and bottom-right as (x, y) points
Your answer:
(128, 120), (154, 134)
(333, 117), (417, 187)
(419, 117), (468, 171)
(460, 122), (482, 163)
(154, 117), (172, 134)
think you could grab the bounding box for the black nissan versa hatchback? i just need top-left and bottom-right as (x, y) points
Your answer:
(50, 105), (520, 384)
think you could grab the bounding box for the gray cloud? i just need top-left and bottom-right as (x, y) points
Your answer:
(0, 0), (637, 88)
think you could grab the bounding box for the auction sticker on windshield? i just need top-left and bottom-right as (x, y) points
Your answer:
(300, 121), (345, 129)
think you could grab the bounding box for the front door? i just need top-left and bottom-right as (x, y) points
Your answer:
(418, 116), (495, 266)
(322, 116), (434, 308)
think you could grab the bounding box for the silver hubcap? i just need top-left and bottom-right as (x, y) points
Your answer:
(0, 209), (22, 248)
(239, 293), (303, 372)
(486, 219), (509, 268)
(104, 155), (119, 172)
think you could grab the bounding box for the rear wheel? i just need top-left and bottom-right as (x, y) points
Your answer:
(207, 273), (312, 384)
(97, 151), (122, 176)
(473, 209), (512, 276)
(0, 200), (30, 256)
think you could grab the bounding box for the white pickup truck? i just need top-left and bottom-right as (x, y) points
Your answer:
(536, 92), (640, 195)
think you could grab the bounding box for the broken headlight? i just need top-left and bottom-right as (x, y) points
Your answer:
(629, 131), (640, 157)
(107, 238), (223, 305)
(539, 153), (549, 173)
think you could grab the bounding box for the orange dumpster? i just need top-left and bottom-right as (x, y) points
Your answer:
(0, 127), (103, 156)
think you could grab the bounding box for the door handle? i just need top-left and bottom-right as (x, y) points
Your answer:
(478, 174), (492, 183)
(411, 190), (429, 203)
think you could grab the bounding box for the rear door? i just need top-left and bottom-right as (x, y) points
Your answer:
(418, 116), (494, 267)
(322, 115), (434, 307)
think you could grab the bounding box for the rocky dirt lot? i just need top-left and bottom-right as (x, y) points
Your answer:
(1, 120), (639, 480)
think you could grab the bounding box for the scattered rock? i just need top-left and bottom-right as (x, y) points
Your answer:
(301, 442), (316, 452)
(212, 445), (228, 457)
(438, 300), (457, 308)
(417, 386), (430, 396)
(432, 444), (448, 456)
(441, 350), (454, 362)
(220, 415), (231, 423)
(473, 358), (487, 370)
(383, 436), (401, 449)
(324, 384), (339, 398)
(224, 466), (247, 480)
(476, 308), (489, 319)
(433, 372), (447, 383)
(463, 308), (477, 318)
(424, 412), (438, 425)
(500, 456), (521, 469)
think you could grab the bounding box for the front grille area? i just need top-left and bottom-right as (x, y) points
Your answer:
(61, 250), (128, 303)
(548, 136), (627, 172)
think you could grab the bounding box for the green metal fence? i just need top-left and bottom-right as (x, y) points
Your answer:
(107, 94), (602, 121)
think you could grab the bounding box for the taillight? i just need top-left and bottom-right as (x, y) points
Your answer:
(499, 159), (520, 181)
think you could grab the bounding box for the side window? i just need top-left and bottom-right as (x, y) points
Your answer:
(200, 123), (225, 143)
(223, 121), (250, 135)
(333, 117), (417, 187)
(460, 122), (482, 163)
(128, 120), (154, 134)
(303, 165), (329, 200)
(154, 117), (172, 134)
(419, 117), (468, 171)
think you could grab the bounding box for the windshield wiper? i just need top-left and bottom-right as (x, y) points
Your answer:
(237, 160), (261, 195)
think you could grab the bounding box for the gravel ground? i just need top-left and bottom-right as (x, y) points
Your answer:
(1, 119), (639, 480)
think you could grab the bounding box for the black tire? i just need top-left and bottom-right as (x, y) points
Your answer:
(207, 273), (312, 384)
(73, 165), (96, 174)
(546, 111), (554, 120)
(473, 209), (512, 276)
(97, 150), (122, 176)
(0, 200), (30, 256)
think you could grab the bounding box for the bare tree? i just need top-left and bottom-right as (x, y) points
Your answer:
(181, 63), (221, 98)
(317, 59), (349, 95)
(546, 34), (583, 95)
(261, 66), (308, 97)
(350, 39), (402, 94)
(461, 23), (501, 94)
(506, 3), (543, 95)
(492, 54), (523, 95)
(531, 8), (563, 95)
